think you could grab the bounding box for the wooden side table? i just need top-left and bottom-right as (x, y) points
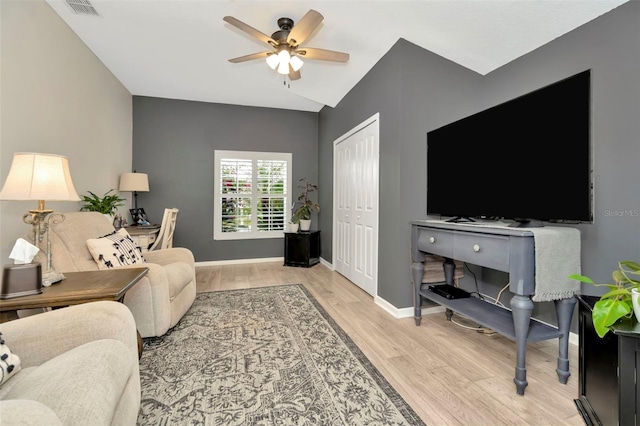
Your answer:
(284, 230), (320, 267)
(0, 268), (148, 356)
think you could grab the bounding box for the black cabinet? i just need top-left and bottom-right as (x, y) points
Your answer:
(284, 231), (320, 268)
(575, 295), (640, 425)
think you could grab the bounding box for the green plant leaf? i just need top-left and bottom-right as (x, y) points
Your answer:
(568, 274), (593, 284)
(592, 298), (632, 338)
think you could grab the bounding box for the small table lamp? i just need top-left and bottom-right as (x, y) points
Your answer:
(0, 153), (80, 284)
(119, 172), (149, 209)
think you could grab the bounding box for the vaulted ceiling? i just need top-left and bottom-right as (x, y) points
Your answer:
(46, 0), (628, 112)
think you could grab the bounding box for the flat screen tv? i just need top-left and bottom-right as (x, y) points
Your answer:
(426, 70), (592, 227)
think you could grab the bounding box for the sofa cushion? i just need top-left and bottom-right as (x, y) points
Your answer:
(2, 339), (133, 426)
(87, 228), (146, 270)
(164, 262), (195, 300)
(0, 332), (21, 386)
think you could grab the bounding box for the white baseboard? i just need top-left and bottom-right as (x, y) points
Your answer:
(196, 257), (283, 267)
(319, 257), (334, 270)
(196, 256), (333, 268)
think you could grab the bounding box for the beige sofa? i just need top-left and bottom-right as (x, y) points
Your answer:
(37, 211), (196, 337)
(0, 301), (140, 425)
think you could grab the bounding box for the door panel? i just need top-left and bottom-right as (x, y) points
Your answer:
(333, 115), (379, 296)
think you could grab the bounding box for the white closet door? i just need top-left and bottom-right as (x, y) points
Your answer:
(333, 114), (379, 296)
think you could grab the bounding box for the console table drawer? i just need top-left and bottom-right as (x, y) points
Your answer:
(453, 232), (509, 271)
(417, 228), (453, 258)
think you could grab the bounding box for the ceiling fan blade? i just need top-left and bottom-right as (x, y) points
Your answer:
(289, 65), (301, 81)
(287, 9), (323, 46)
(223, 16), (276, 46)
(228, 51), (272, 63)
(296, 48), (349, 63)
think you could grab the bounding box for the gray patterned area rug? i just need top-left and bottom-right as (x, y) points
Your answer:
(138, 284), (425, 425)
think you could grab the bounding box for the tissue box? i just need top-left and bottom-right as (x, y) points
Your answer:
(1, 263), (42, 299)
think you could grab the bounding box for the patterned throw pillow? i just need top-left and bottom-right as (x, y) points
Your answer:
(0, 332), (21, 386)
(87, 228), (146, 270)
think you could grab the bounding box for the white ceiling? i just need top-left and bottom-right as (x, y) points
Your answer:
(46, 0), (628, 112)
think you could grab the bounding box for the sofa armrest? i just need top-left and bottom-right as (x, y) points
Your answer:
(0, 301), (138, 368)
(0, 400), (63, 425)
(143, 247), (195, 267)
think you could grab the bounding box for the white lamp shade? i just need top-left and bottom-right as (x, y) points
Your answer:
(266, 54), (279, 70)
(277, 50), (291, 74)
(290, 55), (304, 72)
(119, 172), (149, 192)
(0, 152), (80, 201)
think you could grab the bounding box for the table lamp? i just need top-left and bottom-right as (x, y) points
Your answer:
(0, 152), (80, 284)
(119, 172), (149, 209)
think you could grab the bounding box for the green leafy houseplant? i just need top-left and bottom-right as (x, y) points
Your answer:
(293, 178), (320, 221)
(80, 190), (126, 215)
(570, 260), (640, 337)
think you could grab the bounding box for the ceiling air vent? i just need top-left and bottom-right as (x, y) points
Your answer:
(65, 0), (101, 17)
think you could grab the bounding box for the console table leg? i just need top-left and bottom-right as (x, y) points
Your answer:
(511, 294), (534, 395)
(411, 262), (425, 326)
(554, 297), (577, 384)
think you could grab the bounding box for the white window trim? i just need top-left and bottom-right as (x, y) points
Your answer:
(214, 150), (292, 241)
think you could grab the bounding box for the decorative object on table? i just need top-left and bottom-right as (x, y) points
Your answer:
(138, 285), (424, 426)
(287, 221), (299, 232)
(79, 189), (126, 219)
(0, 152), (80, 285)
(112, 213), (128, 228)
(119, 171), (149, 209)
(287, 201), (299, 232)
(570, 260), (640, 337)
(130, 208), (150, 225)
(293, 177), (320, 231)
(1, 263), (42, 298)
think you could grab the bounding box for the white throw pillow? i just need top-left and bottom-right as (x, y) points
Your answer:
(0, 332), (21, 386)
(87, 228), (146, 270)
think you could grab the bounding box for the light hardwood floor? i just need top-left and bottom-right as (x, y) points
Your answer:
(195, 262), (583, 426)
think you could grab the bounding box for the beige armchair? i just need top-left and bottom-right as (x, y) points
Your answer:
(34, 211), (196, 337)
(0, 301), (140, 425)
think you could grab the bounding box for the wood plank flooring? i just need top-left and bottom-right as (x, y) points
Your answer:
(195, 262), (583, 426)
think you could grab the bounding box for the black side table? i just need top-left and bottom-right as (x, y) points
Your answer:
(284, 230), (320, 267)
(575, 295), (640, 426)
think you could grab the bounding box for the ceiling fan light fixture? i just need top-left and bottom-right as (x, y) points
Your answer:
(266, 54), (279, 69)
(290, 55), (304, 72)
(277, 50), (290, 74)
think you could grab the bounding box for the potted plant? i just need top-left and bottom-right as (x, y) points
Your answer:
(80, 189), (126, 218)
(570, 260), (640, 337)
(293, 178), (320, 231)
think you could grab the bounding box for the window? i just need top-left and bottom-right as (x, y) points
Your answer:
(214, 150), (292, 240)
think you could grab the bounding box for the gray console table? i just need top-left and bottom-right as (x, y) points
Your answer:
(410, 220), (577, 395)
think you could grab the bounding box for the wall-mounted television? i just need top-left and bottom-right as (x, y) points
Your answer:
(426, 70), (592, 227)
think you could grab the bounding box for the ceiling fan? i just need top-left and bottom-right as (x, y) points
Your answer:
(223, 9), (349, 81)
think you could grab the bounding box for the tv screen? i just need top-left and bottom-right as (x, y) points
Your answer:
(426, 70), (592, 226)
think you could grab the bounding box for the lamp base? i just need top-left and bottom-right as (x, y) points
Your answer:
(43, 270), (65, 287)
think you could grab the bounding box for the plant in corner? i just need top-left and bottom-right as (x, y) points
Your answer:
(569, 260), (640, 337)
(80, 190), (126, 215)
(293, 178), (320, 231)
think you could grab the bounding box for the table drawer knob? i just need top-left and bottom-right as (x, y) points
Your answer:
(473, 244), (481, 252)
(429, 237), (436, 243)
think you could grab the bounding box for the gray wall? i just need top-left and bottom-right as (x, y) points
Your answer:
(318, 1), (640, 328)
(132, 96), (318, 262)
